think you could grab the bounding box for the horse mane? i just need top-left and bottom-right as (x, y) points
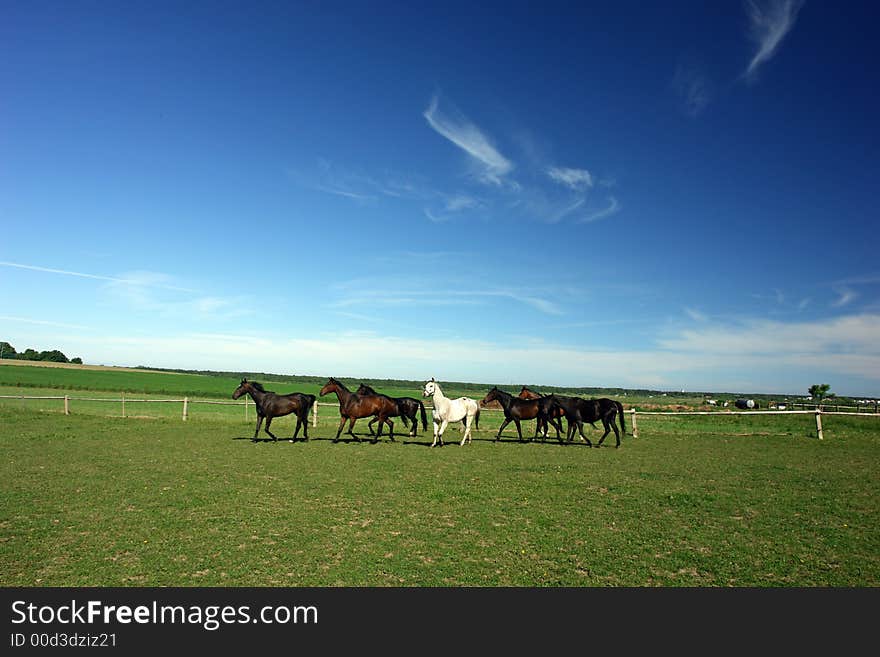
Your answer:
(249, 381), (267, 392)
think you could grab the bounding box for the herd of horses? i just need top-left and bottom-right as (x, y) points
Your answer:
(231, 377), (627, 448)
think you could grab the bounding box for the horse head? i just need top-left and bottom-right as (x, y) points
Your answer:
(232, 379), (250, 399)
(423, 379), (437, 397)
(519, 386), (541, 399)
(481, 386), (500, 405)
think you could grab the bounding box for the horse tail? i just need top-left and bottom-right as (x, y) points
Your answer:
(474, 406), (480, 429)
(419, 400), (428, 431)
(616, 400), (626, 434)
(306, 394), (317, 415)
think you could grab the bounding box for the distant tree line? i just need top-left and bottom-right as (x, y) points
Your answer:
(0, 341), (82, 364)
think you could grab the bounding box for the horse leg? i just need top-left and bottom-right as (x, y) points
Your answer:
(293, 412), (308, 441)
(334, 416), (347, 442)
(386, 417), (394, 442)
(552, 417), (564, 442)
(438, 418), (449, 447)
(264, 417), (278, 442)
(613, 418), (621, 448)
(495, 418), (512, 441)
(431, 417), (441, 447)
(253, 414), (264, 441)
(581, 423), (594, 447)
(460, 417), (470, 446)
(576, 417), (593, 447)
(301, 411), (309, 441)
(348, 417), (361, 441)
(596, 419), (612, 447)
(372, 416), (382, 443)
(514, 418), (524, 442)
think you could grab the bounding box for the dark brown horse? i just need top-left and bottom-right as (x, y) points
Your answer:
(232, 379), (316, 442)
(518, 385), (588, 436)
(544, 394), (627, 447)
(319, 377), (398, 442)
(481, 386), (564, 442)
(356, 384), (428, 438)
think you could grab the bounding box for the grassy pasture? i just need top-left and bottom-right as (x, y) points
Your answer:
(2, 388), (878, 586)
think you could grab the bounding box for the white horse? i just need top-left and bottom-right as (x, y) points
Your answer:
(422, 378), (480, 447)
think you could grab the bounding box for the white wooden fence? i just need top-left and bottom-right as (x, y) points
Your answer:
(3, 394), (879, 440)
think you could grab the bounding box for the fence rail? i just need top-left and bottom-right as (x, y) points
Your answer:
(3, 393), (879, 441)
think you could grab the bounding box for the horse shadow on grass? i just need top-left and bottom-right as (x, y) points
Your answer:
(232, 436), (310, 443)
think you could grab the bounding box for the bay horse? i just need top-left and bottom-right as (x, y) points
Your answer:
(319, 377), (398, 442)
(356, 384), (428, 438)
(518, 385), (589, 437)
(232, 378), (316, 442)
(545, 394), (626, 447)
(482, 386), (564, 442)
(422, 378), (480, 447)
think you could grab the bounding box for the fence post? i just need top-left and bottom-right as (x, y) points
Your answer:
(631, 409), (638, 438)
(183, 397), (188, 421)
(64, 396), (69, 416)
(815, 409), (824, 440)
(122, 393), (126, 418)
(313, 401), (318, 427)
(244, 396), (248, 423)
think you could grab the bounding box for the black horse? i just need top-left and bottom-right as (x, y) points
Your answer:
(481, 386), (564, 442)
(544, 394), (626, 447)
(519, 385), (597, 433)
(356, 384), (428, 438)
(232, 378), (316, 442)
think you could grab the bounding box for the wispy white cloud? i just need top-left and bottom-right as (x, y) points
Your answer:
(0, 261), (196, 292)
(329, 281), (564, 316)
(423, 94), (513, 185)
(831, 285), (857, 308)
(423, 208), (448, 223)
(578, 196), (620, 224)
(743, 0), (805, 79)
(0, 315), (90, 331)
(684, 307), (709, 322)
(104, 275), (252, 321)
(313, 184), (376, 202)
(659, 313), (880, 357)
(546, 166), (593, 190)
(672, 64), (711, 117)
(444, 194), (479, 212)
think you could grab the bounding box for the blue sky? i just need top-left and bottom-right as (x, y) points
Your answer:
(2, 1), (878, 396)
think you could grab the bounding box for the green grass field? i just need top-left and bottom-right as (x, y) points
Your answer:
(0, 360), (767, 409)
(2, 363), (878, 587)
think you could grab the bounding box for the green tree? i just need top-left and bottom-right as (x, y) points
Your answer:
(20, 348), (40, 361)
(71, 357), (83, 364)
(39, 350), (69, 363)
(0, 342), (16, 359)
(808, 383), (833, 402)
